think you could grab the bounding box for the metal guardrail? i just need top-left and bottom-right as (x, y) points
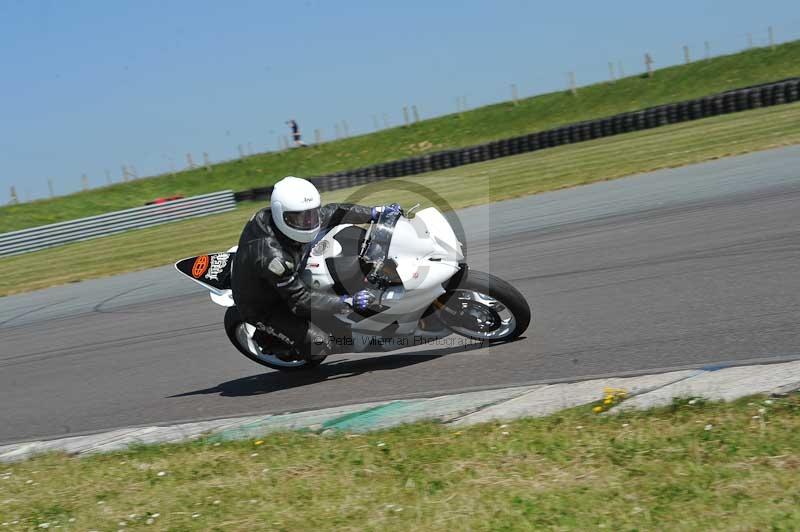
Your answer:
(0, 190), (236, 257)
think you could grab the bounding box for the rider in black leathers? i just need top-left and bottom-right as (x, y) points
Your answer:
(231, 177), (384, 360)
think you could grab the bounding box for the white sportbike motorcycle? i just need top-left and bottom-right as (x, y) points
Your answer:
(176, 205), (530, 371)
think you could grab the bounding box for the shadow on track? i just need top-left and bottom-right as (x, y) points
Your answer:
(170, 341), (503, 399)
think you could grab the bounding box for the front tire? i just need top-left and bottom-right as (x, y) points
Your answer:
(224, 307), (325, 372)
(437, 269), (531, 342)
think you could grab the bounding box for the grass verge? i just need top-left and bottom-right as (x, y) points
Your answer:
(2, 40), (800, 232)
(1, 395), (799, 530)
(2, 101), (799, 297)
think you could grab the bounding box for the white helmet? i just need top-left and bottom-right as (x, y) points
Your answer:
(270, 176), (321, 243)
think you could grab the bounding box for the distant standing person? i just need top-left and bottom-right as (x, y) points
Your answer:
(286, 119), (307, 147)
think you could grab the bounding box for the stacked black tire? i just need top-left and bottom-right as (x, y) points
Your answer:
(234, 78), (800, 203)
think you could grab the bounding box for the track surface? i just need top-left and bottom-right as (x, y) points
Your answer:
(2, 147), (799, 445)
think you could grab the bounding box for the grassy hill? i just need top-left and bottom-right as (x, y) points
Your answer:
(2, 101), (798, 296)
(2, 39), (800, 233)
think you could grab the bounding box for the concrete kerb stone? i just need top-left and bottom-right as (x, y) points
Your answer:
(0, 428), (159, 462)
(0, 417), (266, 462)
(208, 402), (392, 442)
(3, 362), (800, 463)
(612, 361), (800, 412)
(769, 380), (800, 397)
(0, 388), (534, 461)
(320, 386), (538, 432)
(451, 370), (700, 425)
(0, 443), (43, 462)
(89, 419), (248, 451)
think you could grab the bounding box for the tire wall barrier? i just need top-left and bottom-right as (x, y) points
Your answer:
(234, 77), (800, 202)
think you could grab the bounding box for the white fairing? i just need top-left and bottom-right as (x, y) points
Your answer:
(388, 208), (463, 290)
(210, 291), (235, 307)
(304, 207), (463, 342)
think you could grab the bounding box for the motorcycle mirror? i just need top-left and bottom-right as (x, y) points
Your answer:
(405, 203), (421, 218)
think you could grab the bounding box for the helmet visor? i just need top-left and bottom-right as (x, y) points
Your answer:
(283, 208), (320, 230)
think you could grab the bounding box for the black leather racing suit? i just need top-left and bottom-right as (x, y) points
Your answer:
(231, 203), (374, 359)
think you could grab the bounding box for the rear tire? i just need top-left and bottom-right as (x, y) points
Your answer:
(437, 269), (531, 342)
(224, 307), (325, 372)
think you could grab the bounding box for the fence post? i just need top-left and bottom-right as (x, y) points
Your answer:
(334, 123), (341, 139)
(768, 26), (775, 49)
(568, 72), (577, 95)
(122, 165), (129, 182)
(342, 120), (350, 137)
(608, 62), (616, 81)
(644, 53), (654, 77)
(511, 84), (519, 105)
(704, 41), (711, 59)
(747, 33), (753, 49)
(10, 186), (18, 204)
(48, 179), (54, 197)
(403, 106), (410, 126)
(372, 115), (380, 131)
(186, 153), (195, 169)
(683, 45), (690, 64)
(203, 152), (211, 172)
(617, 61), (625, 78)
(238, 144), (245, 159)
(105, 170), (112, 185)
(314, 129), (322, 143)
(412, 105), (420, 123)
(82, 174), (89, 191)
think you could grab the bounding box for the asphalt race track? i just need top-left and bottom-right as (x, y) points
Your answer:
(1, 146), (799, 445)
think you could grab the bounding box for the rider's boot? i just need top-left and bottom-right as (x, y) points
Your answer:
(252, 326), (296, 362)
(254, 320), (330, 362)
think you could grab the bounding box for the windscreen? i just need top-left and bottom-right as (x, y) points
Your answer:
(362, 208), (403, 285)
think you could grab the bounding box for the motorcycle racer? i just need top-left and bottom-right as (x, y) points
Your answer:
(231, 176), (395, 361)
(175, 178), (530, 372)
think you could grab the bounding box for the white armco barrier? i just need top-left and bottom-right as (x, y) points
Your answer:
(0, 190), (237, 257)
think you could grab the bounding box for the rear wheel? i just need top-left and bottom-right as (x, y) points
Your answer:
(224, 307), (325, 371)
(436, 270), (530, 342)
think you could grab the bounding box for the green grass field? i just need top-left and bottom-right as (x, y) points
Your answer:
(2, 101), (799, 297)
(2, 40), (800, 233)
(2, 394), (799, 531)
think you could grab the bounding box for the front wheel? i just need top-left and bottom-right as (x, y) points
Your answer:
(224, 307), (325, 371)
(436, 270), (531, 342)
